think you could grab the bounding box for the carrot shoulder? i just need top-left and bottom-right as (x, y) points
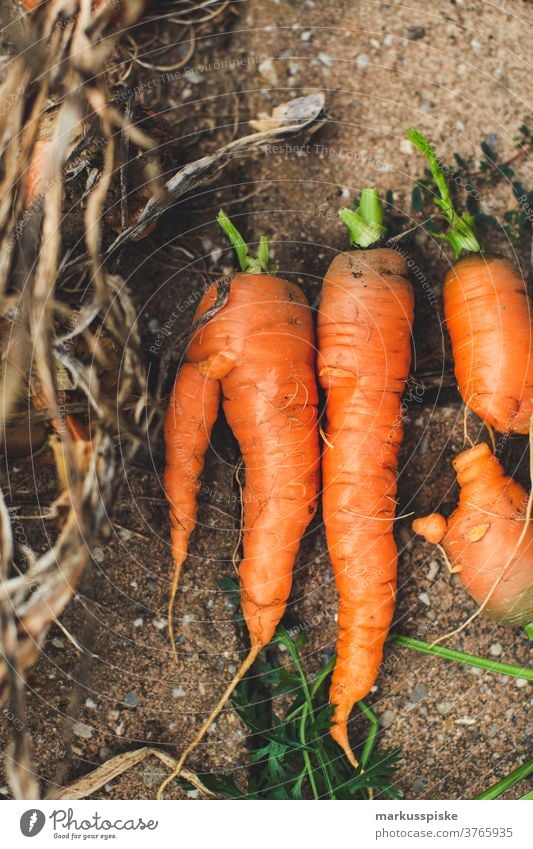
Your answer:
(318, 191), (414, 764)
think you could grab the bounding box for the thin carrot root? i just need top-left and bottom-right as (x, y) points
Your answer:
(167, 565), (183, 663)
(156, 644), (261, 799)
(485, 422), (497, 453)
(329, 720), (359, 769)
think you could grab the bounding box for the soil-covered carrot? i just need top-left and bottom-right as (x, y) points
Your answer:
(164, 215), (319, 654)
(407, 128), (533, 435)
(317, 190), (414, 765)
(159, 211), (320, 796)
(413, 442), (533, 627)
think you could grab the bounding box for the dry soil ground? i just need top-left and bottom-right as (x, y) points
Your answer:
(1, 0), (532, 800)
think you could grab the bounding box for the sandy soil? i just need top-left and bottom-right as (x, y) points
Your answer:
(1, 0), (532, 800)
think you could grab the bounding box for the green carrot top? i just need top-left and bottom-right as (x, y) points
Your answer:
(406, 127), (482, 258)
(339, 188), (387, 249)
(217, 209), (277, 274)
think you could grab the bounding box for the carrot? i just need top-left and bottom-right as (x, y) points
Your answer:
(159, 211), (319, 796)
(317, 189), (414, 765)
(407, 128), (533, 435)
(413, 442), (533, 627)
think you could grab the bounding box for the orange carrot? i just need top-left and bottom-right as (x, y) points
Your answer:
(413, 442), (533, 627)
(158, 211), (320, 796)
(317, 190), (414, 765)
(407, 129), (533, 434)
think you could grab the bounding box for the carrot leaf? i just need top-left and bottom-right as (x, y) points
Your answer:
(217, 209), (277, 274)
(340, 188), (387, 248)
(179, 587), (402, 800)
(406, 127), (482, 258)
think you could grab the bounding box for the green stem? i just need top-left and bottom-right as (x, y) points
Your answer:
(525, 622), (533, 640)
(339, 188), (387, 248)
(406, 128), (482, 258)
(217, 209), (276, 274)
(298, 705), (319, 800)
(388, 633), (532, 681)
(278, 630), (335, 798)
(358, 700), (379, 769)
(476, 759), (533, 800)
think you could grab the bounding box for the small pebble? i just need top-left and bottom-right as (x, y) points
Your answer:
(400, 139), (413, 155)
(356, 54), (369, 70)
(186, 789), (199, 799)
(124, 691), (138, 709)
(515, 678), (528, 688)
(148, 318), (160, 333)
(181, 87), (192, 99)
(489, 642), (502, 657)
(427, 560), (440, 582)
(51, 637), (64, 649)
(133, 618), (144, 628)
(418, 591), (431, 606)
(85, 698), (97, 710)
(455, 716), (476, 726)
(470, 38), (481, 52)
(381, 709), (395, 727)
(455, 120), (465, 131)
(115, 721), (125, 736)
(407, 26), (426, 40)
(412, 683), (428, 702)
(437, 701), (453, 715)
(301, 30), (312, 42)
(142, 764), (167, 789)
(185, 71), (203, 84)
(318, 53), (333, 67)
(172, 686), (186, 698)
(152, 616), (168, 631)
(93, 547), (105, 563)
(72, 721), (93, 740)
(0, 786), (10, 796)
(384, 34), (394, 48)
(258, 58), (278, 86)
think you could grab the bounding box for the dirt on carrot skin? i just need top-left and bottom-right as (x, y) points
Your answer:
(1, 0), (532, 801)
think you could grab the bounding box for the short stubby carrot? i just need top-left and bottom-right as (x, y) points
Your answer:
(317, 190), (414, 765)
(407, 128), (533, 435)
(413, 443), (533, 627)
(443, 255), (533, 435)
